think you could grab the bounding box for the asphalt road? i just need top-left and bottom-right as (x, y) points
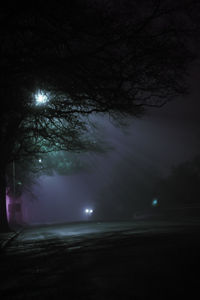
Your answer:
(1, 220), (200, 299)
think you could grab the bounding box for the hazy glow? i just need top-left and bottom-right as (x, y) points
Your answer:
(6, 193), (11, 222)
(152, 199), (158, 206)
(35, 91), (49, 105)
(85, 208), (93, 215)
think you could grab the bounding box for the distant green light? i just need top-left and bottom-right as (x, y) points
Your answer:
(152, 199), (158, 206)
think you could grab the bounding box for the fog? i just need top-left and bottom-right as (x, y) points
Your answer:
(19, 68), (200, 224)
(21, 84), (200, 224)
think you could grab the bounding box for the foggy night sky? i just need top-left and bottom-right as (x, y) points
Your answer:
(22, 65), (200, 224)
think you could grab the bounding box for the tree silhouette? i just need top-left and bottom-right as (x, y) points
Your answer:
(157, 156), (200, 208)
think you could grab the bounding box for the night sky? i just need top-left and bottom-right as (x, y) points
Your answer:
(22, 64), (200, 224)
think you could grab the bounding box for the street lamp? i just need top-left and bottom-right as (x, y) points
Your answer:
(35, 90), (49, 105)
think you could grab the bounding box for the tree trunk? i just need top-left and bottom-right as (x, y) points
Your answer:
(0, 165), (11, 232)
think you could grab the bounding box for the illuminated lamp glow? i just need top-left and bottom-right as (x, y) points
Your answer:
(35, 91), (49, 105)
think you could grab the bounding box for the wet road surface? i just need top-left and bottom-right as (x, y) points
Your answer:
(1, 220), (200, 299)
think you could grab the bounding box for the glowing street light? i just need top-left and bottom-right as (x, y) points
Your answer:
(35, 90), (49, 105)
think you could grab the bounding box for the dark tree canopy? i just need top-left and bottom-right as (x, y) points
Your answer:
(1, 0), (198, 163)
(6, 151), (90, 199)
(157, 156), (200, 208)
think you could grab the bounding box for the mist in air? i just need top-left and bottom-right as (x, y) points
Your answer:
(21, 87), (200, 225)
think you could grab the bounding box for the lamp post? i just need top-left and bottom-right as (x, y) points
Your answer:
(10, 160), (17, 224)
(13, 160), (16, 198)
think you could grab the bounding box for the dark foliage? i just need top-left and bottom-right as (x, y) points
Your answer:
(157, 156), (200, 207)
